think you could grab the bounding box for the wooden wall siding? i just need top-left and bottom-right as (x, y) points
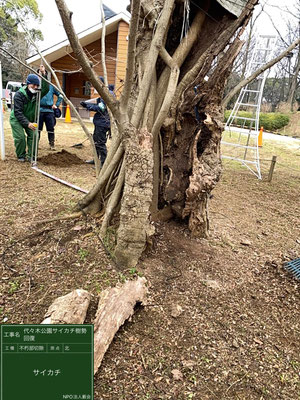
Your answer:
(115, 21), (129, 97)
(51, 31), (118, 100)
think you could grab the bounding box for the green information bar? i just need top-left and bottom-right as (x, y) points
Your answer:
(0, 324), (94, 400)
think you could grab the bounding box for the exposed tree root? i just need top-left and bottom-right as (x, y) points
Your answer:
(34, 212), (84, 225)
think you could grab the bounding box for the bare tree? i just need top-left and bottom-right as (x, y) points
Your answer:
(55, 0), (259, 268)
(222, 37), (300, 109)
(286, 3), (300, 110)
(224, 0), (300, 111)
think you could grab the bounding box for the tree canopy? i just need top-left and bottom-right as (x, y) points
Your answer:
(0, 0), (42, 83)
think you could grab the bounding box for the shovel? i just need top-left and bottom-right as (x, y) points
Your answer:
(71, 138), (89, 148)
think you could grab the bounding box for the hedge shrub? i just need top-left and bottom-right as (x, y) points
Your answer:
(224, 111), (290, 131)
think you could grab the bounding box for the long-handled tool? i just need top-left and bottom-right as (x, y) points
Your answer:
(71, 137), (89, 148)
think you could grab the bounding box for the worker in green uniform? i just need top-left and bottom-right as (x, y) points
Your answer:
(10, 65), (49, 162)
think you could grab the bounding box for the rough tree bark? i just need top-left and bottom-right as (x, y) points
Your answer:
(40, 279), (148, 374)
(55, 0), (259, 268)
(93, 277), (148, 374)
(41, 289), (91, 324)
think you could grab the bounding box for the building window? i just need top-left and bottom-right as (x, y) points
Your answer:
(83, 81), (91, 96)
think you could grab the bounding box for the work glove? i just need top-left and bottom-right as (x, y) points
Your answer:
(80, 101), (87, 108)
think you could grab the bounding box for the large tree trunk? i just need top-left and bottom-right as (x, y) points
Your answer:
(115, 128), (155, 267)
(56, 0), (258, 268)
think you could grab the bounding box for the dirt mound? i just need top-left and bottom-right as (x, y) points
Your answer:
(39, 149), (84, 166)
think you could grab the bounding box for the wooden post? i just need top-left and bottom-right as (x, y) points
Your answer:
(243, 133), (250, 160)
(268, 155), (277, 182)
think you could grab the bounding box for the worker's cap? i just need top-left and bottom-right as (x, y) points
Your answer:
(26, 74), (40, 86)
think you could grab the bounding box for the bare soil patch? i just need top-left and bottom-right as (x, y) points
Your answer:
(1, 113), (299, 399)
(39, 149), (84, 166)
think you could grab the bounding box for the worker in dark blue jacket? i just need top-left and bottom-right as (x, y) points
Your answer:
(81, 78), (114, 166)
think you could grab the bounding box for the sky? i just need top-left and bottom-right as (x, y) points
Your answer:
(35, 0), (130, 49)
(35, 0), (298, 50)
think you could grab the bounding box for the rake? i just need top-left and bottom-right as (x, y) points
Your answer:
(284, 258), (300, 280)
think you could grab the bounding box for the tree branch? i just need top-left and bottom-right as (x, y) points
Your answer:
(222, 37), (300, 109)
(152, 49), (180, 138)
(171, 0), (258, 111)
(131, 0), (176, 129)
(78, 145), (124, 211)
(120, 0), (141, 111)
(100, 0), (108, 87)
(155, 8), (207, 114)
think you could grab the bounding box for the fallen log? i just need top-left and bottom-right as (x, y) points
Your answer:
(41, 289), (91, 324)
(93, 276), (148, 374)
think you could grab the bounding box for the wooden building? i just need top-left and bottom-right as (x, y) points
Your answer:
(27, 6), (129, 117)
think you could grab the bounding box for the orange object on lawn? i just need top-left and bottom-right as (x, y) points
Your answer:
(258, 126), (263, 147)
(65, 104), (72, 123)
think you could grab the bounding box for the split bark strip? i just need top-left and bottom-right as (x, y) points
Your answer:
(41, 289), (91, 324)
(120, 0), (141, 112)
(93, 277), (148, 374)
(151, 49), (179, 212)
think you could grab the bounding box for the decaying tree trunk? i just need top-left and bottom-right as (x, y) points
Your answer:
(41, 289), (91, 324)
(55, 0), (259, 268)
(93, 277), (148, 374)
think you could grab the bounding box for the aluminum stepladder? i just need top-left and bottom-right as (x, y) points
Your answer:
(31, 88), (41, 166)
(222, 35), (277, 179)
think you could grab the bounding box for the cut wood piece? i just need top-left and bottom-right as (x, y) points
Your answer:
(41, 289), (91, 324)
(93, 277), (148, 374)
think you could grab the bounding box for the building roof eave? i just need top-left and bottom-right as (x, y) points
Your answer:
(26, 12), (130, 66)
